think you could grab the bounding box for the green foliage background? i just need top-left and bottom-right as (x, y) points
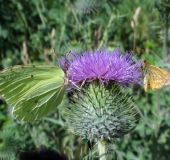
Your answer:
(0, 0), (170, 159)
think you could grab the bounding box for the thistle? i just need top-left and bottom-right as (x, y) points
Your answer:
(59, 48), (141, 159)
(0, 131), (19, 160)
(75, 0), (101, 14)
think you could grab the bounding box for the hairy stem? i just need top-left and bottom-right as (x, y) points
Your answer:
(98, 140), (108, 160)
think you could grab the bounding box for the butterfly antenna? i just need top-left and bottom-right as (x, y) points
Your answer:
(66, 50), (72, 57)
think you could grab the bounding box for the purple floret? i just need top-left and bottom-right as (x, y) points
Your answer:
(59, 48), (142, 85)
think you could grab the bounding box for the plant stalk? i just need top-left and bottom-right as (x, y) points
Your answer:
(98, 140), (115, 160)
(98, 140), (108, 160)
(163, 6), (169, 60)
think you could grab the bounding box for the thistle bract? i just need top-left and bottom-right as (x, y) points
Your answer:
(64, 81), (138, 142)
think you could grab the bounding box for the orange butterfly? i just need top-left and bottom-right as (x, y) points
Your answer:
(142, 59), (170, 92)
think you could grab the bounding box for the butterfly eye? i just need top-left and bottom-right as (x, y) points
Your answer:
(143, 59), (147, 63)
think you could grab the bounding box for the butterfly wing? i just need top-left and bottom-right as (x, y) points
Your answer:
(144, 65), (170, 91)
(143, 73), (151, 92)
(0, 65), (66, 122)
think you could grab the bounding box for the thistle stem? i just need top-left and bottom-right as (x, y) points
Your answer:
(163, 10), (169, 60)
(98, 140), (107, 160)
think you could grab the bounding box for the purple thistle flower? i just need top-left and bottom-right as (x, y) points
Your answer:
(59, 48), (142, 85)
(61, 49), (141, 156)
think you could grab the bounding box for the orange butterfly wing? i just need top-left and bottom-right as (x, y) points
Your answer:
(144, 65), (170, 92)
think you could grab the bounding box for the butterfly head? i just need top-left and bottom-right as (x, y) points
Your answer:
(141, 59), (151, 75)
(58, 51), (72, 74)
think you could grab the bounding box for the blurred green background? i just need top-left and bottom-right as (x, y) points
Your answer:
(0, 0), (170, 159)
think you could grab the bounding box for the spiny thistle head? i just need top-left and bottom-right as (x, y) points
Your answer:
(75, 0), (101, 14)
(60, 48), (141, 142)
(0, 131), (19, 160)
(64, 82), (138, 142)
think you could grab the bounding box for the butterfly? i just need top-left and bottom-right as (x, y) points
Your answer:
(0, 65), (67, 122)
(142, 59), (170, 92)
